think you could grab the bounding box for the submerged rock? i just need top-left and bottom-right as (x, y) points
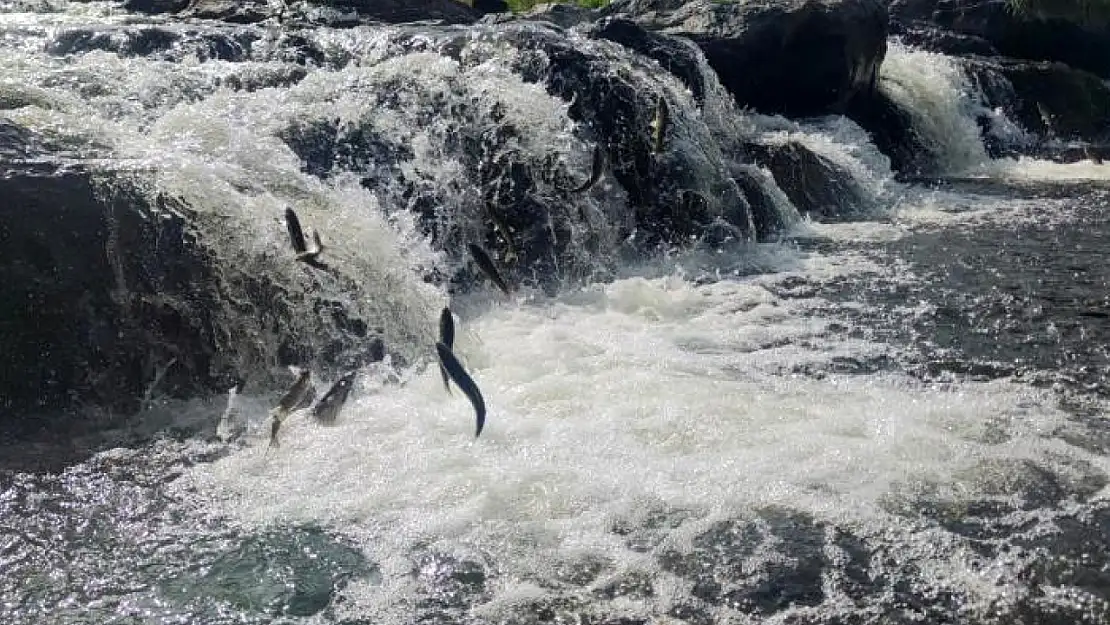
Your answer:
(604, 0), (889, 117)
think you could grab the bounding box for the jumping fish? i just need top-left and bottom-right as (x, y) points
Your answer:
(285, 206), (308, 254)
(267, 368), (314, 448)
(650, 94), (669, 155)
(570, 144), (606, 193)
(284, 207), (327, 269)
(311, 370), (358, 424)
(468, 243), (512, 296)
(435, 342), (486, 437)
(274, 368), (313, 418)
(438, 307), (455, 393)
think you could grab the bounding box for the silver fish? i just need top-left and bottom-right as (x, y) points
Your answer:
(311, 370), (358, 424)
(468, 243), (512, 296)
(435, 342), (486, 437)
(650, 94), (669, 155)
(274, 368), (313, 418)
(284, 206), (328, 269)
(570, 144), (606, 193)
(438, 307), (455, 393)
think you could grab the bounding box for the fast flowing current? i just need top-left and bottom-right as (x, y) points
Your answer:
(2, 4), (1110, 624)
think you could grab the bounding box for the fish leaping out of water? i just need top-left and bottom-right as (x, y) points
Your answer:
(435, 342), (486, 437)
(468, 243), (512, 296)
(284, 206), (328, 270)
(311, 370), (358, 425)
(268, 367), (314, 448)
(438, 307), (455, 394)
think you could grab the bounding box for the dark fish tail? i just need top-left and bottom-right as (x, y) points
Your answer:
(435, 342), (486, 437)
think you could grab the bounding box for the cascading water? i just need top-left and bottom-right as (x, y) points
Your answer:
(3, 2), (1110, 625)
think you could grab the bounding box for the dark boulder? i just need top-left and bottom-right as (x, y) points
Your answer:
(732, 164), (797, 240)
(604, 0), (889, 117)
(182, 0), (273, 24)
(46, 25), (261, 62)
(0, 145), (388, 431)
(745, 140), (874, 221)
(890, 23), (999, 56)
(959, 56), (1110, 145)
(277, 23), (759, 291)
(503, 24), (755, 246)
(889, 0), (1110, 78)
(847, 86), (940, 177)
(589, 17), (709, 106)
(472, 0), (509, 15)
(123, 0), (190, 15)
(994, 60), (1110, 143)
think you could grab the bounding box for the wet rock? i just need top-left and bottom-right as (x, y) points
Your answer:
(891, 22), (999, 56)
(745, 140), (873, 220)
(47, 26), (181, 57)
(181, 0), (273, 24)
(326, 0), (481, 24)
(277, 23), (760, 293)
(732, 163), (797, 240)
(183, 0), (481, 25)
(993, 59), (1110, 143)
(889, 0), (1110, 79)
(847, 86), (938, 177)
(590, 17), (708, 106)
(45, 25), (261, 62)
(504, 24), (755, 245)
(472, 0), (509, 16)
(517, 2), (600, 28)
(123, 0), (190, 14)
(605, 0), (888, 117)
(0, 154), (386, 430)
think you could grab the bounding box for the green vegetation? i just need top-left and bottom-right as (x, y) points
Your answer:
(1005, 0), (1110, 26)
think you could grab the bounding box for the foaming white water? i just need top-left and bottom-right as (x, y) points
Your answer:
(990, 155), (1110, 182)
(880, 42), (991, 174)
(174, 238), (1103, 619)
